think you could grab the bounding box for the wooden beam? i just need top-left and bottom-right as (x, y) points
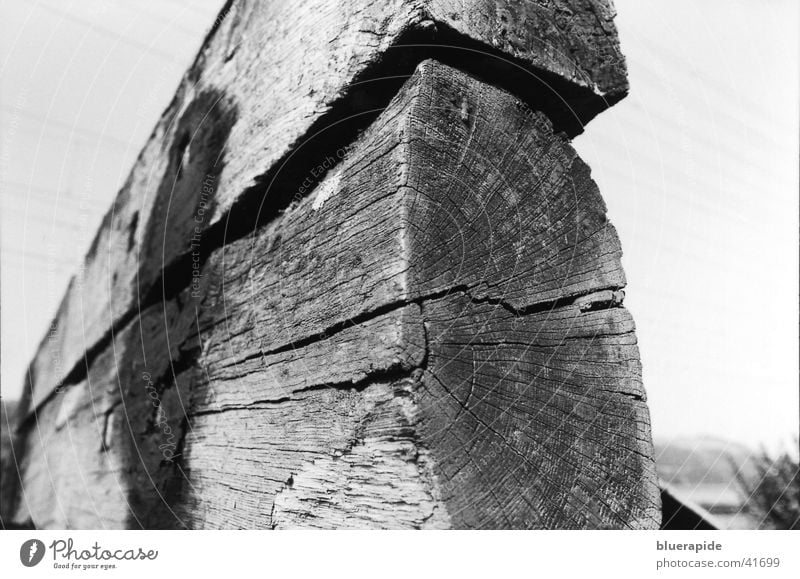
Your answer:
(11, 60), (659, 529)
(20, 0), (628, 424)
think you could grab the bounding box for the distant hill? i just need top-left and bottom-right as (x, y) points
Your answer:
(656, 435), (758, 486)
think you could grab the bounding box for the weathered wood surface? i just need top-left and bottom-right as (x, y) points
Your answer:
(11, 60), (659, 529)
(20, 0), (628, 425)
(11, 332), (133, 530)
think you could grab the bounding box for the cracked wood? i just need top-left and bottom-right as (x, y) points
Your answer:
(11, 60), (658, 529)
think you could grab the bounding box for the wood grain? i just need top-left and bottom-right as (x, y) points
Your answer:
(11, 60), (658, 529)
(20, 0), (628, 423)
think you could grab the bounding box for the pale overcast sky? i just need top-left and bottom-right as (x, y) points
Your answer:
(1, 0), (798, 450)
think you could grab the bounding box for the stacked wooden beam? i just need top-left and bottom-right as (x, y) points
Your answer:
(2, 0), (661, 529)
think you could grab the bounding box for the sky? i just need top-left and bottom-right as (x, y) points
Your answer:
(572, 0), (799, 450)
(1, 0), (798, 450)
